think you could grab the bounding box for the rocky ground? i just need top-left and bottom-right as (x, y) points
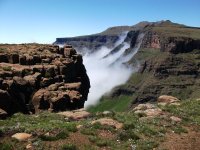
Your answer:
(0, 44), (90, 118)
(0, 95), (200, 150)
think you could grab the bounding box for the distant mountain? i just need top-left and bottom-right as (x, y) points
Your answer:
(53, 21), (152, 53)
(55, 20), (200, 106)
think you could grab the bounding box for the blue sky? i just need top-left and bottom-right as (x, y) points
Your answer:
(0, 0), (199, 43)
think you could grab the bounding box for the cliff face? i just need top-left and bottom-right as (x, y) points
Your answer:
(54, 22), (151, 54)
(55, 35), (119, 53)
(53, 21), (200, 108)
(103, 21), (200, 105)
(141, 31), (200, 53)
(0, 44), (90, 116)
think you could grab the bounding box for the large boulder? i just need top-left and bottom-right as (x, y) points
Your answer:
(157, 95), (180, 104)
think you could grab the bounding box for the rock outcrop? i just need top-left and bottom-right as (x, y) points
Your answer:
(141, 31), (200, 53)
(0, 44), (90, 116)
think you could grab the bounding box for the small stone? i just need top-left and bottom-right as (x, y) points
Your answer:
(26, 144), (33, 150)
(76, 125), (83, 129)
(12, 133), (32, 141)
(169, 102), (181, 106)
(102, 111), (113, 115)
(170, 116), (182, 122)
(158, 102), (167, 106)
(44, 132), (50, 136)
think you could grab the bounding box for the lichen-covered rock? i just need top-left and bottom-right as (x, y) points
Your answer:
(0, 44), (90, 116)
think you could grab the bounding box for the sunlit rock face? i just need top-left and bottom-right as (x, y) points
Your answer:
(0, 44), (90, 116)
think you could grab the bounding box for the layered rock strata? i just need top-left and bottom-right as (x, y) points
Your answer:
(0, 44), (90, 116)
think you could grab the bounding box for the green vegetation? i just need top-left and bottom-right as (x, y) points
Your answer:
(153, 26), (200, 39)
(87, 95), (132, 112)
(0, 48), (7, 53)
(131, 48), (162, 62)
(88, 136), (110, 147)
(2, 66), (12, 71)
(0, 112), (77, 133)
(44, 72), (51, 78)
(162, 99), (200, 126)
(1, 99), (200, 149)
(61, 144), (77, 150)
(39, 130), (69, 141)
(0, 143), (13, 150)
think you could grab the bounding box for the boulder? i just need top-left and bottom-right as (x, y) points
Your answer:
(32, 89), (51, 113)
(91, 118), (123, 129)
(57, 109), (90, 120)
(24, 72), (41, 87)
(133, 103), (156, 111)
(64, 48), (76, 57)
(32, 88), (80, 112)
(157, 95), (180, 104)
(133, 103), (163, 118)
(64, 82), (81, 90)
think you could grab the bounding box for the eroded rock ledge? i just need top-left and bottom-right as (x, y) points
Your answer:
(0, 44), (90, 116)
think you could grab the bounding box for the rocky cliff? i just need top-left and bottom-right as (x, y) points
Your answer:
(54, 21), (151, 54)
(0, 44), (90, 117)
(108, 21), (200, 105)
(84, 21), (200, 110)
(55, 35), (119, 53)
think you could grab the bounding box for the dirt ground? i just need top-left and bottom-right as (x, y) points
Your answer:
(157, 127), (200, 150)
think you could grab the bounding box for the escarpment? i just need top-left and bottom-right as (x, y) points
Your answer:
(105, 21), (200, 105)
(0, 44), (90, 116)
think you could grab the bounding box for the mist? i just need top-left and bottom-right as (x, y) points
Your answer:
(81, 32), (143, 107)
(83, 45), (133, 107)
(59, 32), (144, 107)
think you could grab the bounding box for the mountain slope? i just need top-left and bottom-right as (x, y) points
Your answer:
(54, 20), (200, 111)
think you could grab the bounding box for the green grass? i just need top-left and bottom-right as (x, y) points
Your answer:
(162, 99), (200, 126)
(0, 48), (7, 53)
(88, 136), (110, 147)
(0, 143), (13, 150)
(136, 140), (159, 150)
(2, 66), (12, 71)
(153, 26), (200, 39)
(133, 48), (161, 62)
(1, 99), (200, 149)
(0, 112), (78, 133)
(39, 131), (69, 141)
(61, 144), (78, 150)
(87, 95), (132, 113)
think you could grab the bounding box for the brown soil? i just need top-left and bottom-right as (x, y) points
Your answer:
(98, 130), (115, 139)
(157, 127), (200, 150)
(44, 132), (91, 149)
